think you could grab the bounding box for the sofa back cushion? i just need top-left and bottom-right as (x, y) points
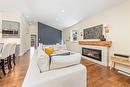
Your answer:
(53, 44), (67, 51)
(42, 44), (67, 51)
(23, 47), (40, 86)
(37, 48), (50, 73)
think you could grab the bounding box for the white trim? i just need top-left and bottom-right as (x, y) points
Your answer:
(80, 45), (109, 66)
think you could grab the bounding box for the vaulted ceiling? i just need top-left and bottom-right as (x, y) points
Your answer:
(0, 0), (128, 29)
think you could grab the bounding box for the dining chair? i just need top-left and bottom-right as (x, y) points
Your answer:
(0, 43), (12, 75)
(10, 43), (17, 66)
(8, 43), (14, 69)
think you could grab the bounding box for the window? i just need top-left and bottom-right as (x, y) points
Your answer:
(70, 30), (78, 42)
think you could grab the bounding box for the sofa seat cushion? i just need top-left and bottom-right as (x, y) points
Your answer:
(50, 53), (81, 70)
(53, 44), (67, 51)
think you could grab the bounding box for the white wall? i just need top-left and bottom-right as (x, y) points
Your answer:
(20, 14), (30, 56)
(0, 11), (30, 56)
(63, 1), (130, 72)
(29, 22), (38, 35)
(29, 22), (38, 47)
(0, 11), (21, 44)
(0, 13), (2, 37)
(2, 11), (21, 21)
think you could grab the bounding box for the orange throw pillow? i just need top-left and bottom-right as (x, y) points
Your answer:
(45, 48), (54, 55)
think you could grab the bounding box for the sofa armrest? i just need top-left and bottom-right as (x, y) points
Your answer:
(22, 64), (86, 87)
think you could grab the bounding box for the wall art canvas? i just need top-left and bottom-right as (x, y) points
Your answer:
(2, 20), (20, 38)
(83, 25), (103, 39)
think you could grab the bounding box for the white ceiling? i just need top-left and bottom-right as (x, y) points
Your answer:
(0, 0), (128, 29)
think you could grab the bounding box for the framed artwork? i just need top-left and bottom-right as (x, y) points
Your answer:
(2, 20), (20, 38)
(84, 25), (103, 39)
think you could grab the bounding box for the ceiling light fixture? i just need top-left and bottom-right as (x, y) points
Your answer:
(26, 16), (29, 18)
(56, 18), (59, 21)
(61, 10), (65, 13)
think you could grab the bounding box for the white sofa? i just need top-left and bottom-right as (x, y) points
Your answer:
(22, 47), (87, 87)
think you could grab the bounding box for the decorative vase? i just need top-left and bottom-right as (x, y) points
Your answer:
(100, 35), (106, 41)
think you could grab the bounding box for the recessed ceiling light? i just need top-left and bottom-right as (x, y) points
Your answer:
(56, 18), (59, 21)
(61, 10), (65, 13)
(26, 16), (29, 18)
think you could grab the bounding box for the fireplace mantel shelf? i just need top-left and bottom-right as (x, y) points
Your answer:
(79, 41), (112, 47)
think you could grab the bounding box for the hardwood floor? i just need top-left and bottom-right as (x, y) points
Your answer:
(0, 52), (130, 87)
(81, 59), (130, 87)
(0, 52), (30, 87)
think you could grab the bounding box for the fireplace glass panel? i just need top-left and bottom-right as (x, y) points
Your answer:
(82, 48), (102, 61)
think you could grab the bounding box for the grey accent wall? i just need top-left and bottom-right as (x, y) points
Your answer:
(38, 22), (62, 45)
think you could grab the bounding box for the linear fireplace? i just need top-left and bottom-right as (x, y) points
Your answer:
(81, 45), (109, 66)
(82, 47), (102, 61)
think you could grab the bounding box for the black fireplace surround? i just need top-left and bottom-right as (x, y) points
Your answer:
(82, 47), (102, 61)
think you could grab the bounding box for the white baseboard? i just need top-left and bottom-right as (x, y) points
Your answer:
(118, 70), (130, 76)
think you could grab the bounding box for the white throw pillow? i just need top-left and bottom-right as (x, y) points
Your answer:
(52, 45), (59, 51)
(37, 50), (50, 73)
(42, 45), (53, 50)
(50, 53), (81, 70)
(53, 44), (67, 51)
(60, 44), (67, 50)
